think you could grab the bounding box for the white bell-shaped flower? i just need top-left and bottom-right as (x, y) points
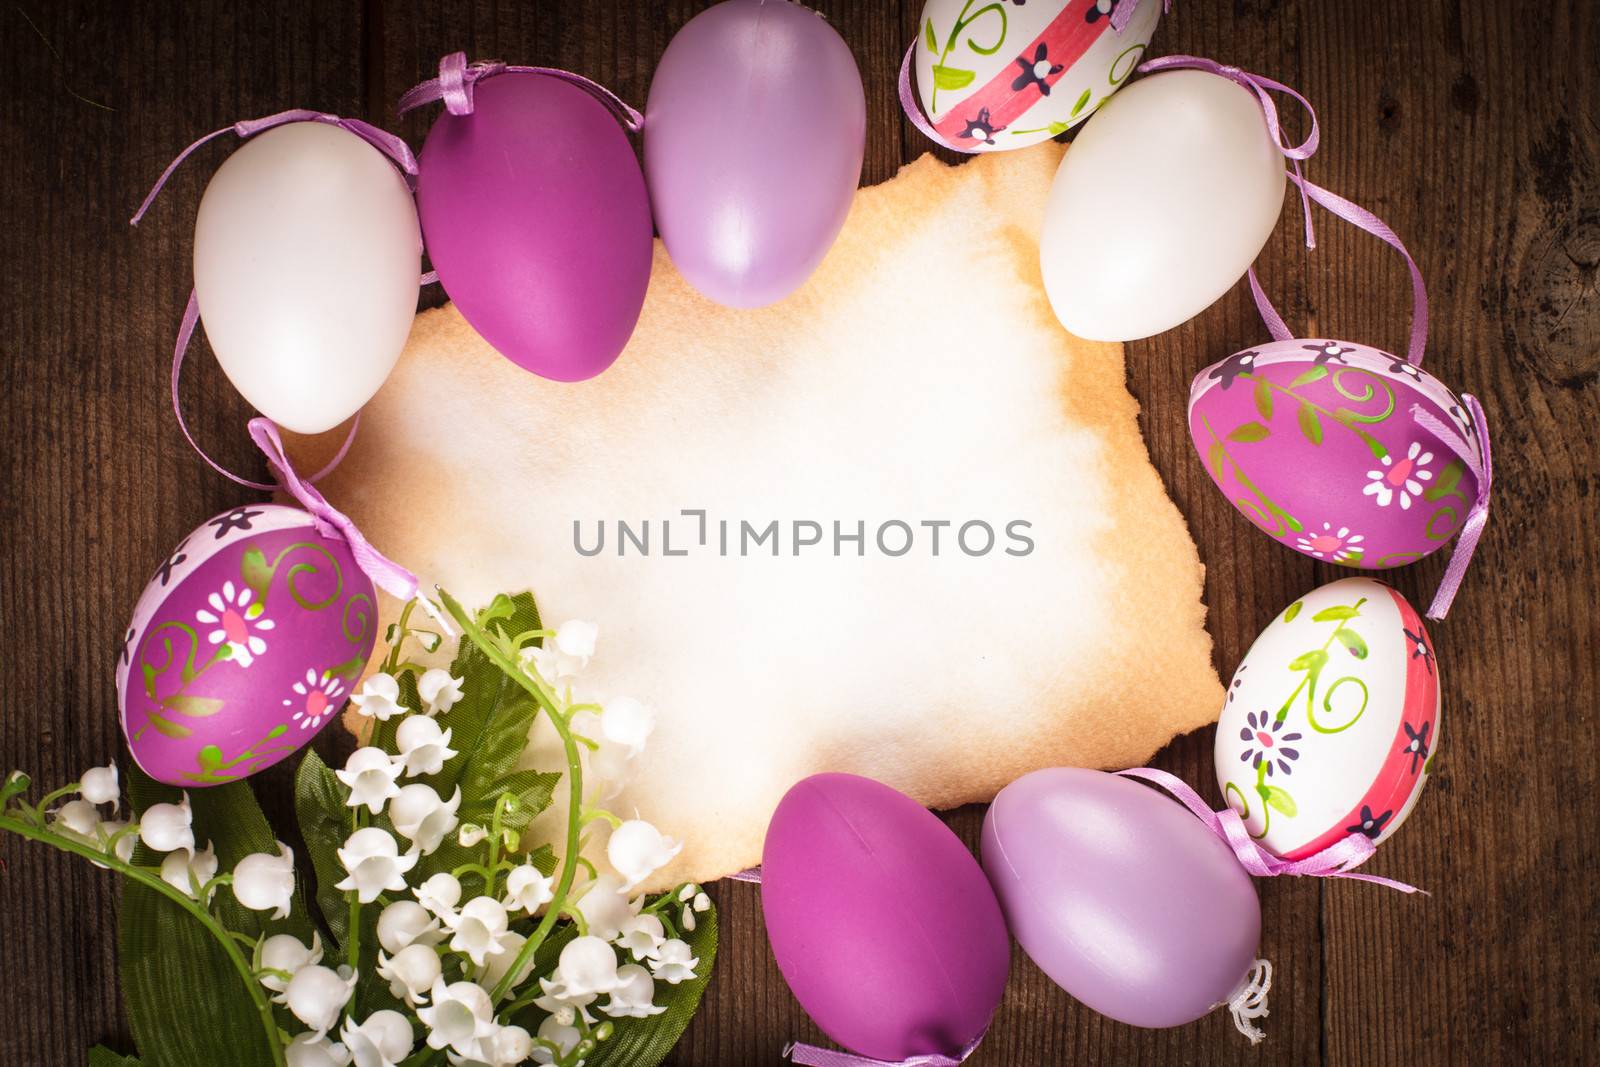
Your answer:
(444, 896), (510, 968)
(160, 841), (218, 900)
(340, 1009), (413, 1067)
(50, 799), (102, 843)
(602, 963), (666, 1019)
(138, 792), (194, 854)
(283, 963), (357, 1040)
(377, 943), (441, 1007)
(350, 671), (405, 721)
(377, 900), (443, 954)
(529, 1016), (581, 1065)
(478, 930), (535, 993)
(258, 930), (323, 995)
(693, 890), (711, 913)
(650, 938), (699, 985)
(285, 1033), (351, 1067)
(389, 784), (461, 856)
(482, 1024), (534, 1067)
(414, 872), (463, 918)
(555, 620), (598, 662)
(394, 717), (459, 777)
(416, 668), (465, 717)
(502, 864), (554, 915)
(525, 619), (598, 682)
(79, 760), (121, 812)
(416, 979), (497, 1055)
(335, 748), (404, 814)
(232, 842), (297, 919)
(336, 828), (417, 904)
(95, 820), (136, 866)
(574, 874), (637, 941)
(606, 819), (683, 891)
(457, 823), (488, 847)
(600, 697), (655, 757)
(531, 974), (593, 1019)
(614, 913), (665, 961)
(555, 935), (621, 997)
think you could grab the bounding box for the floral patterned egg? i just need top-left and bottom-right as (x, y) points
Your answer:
(1189, 339), (1485, 569)
(1215, 577), (1440, 859)
(914, 0), (1162, 152)
(116, 504), (377, 786)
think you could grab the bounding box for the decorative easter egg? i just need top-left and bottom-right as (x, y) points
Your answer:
(116, 505), (378, 786)
(1215, 577), (1441, 859)
(645, 0), (866, 308)
(416, 72), (652, 381)
(1189, 339), (1485, 568)
(193, 122), (422, 435)
(982, 767), (1261, 1029)
(1039, 69), (1287, 341)
(913, 0), (1162, 152)
(762, 773), (1009, 1062)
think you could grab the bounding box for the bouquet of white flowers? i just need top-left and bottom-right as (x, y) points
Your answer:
(0, 590), (716, 1067)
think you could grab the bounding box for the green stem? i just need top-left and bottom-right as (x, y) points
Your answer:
(347, 806), (365, 972)
(0, 813), (287, 1067)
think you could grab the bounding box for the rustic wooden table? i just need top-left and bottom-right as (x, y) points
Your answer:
(2, 2), (1595, 1064)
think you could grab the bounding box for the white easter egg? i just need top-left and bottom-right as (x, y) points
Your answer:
(1215, 577), (1441, 859)
(914, 0), (1161, 152)
(193, 121), (422, 435)
(1039, 68), (1287, 341)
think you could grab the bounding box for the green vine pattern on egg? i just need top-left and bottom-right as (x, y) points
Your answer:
(924, 0), (1009, 115)
(1199, 411), (1305, 537)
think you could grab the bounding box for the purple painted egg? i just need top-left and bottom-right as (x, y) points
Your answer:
(416, 72), (653, 380)
(644, 0), (865, 308)
(982, 768), (1261, 1029)
(1189, 339), (1485, 568)
(761, 773), (1009, 1062)
(116, 504), (377, 786)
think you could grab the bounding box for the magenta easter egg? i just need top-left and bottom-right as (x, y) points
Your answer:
(982, 768), (1262, 1030)
(416, 72), (652, 380)
(1216, 577), (1441, 859)
(1189, 339), (1485, 568)
(644, 0), (865, 307)
(116, 505), (378, 786)
(761, 773), (1009, 1062)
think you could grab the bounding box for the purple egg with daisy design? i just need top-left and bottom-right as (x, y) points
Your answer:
(116, 504), (377, 786)
(1188, 338), (1486, 570)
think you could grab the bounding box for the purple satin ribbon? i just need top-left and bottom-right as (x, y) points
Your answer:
(1117, 768), (1425, 893)
(397, 51), (643, 132)
(1411, 396), (1493, 620)
(786, 1029), (988, 1067)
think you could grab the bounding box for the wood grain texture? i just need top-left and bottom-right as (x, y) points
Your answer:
(1, 1), (1595, 1064)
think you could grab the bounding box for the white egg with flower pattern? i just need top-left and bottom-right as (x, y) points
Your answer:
(1214, 577), (1441, 859)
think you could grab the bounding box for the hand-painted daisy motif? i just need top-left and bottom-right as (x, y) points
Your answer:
(1303, 341), (1357, 366)
(1363, 441), (1434, 509)
(1403, 625), (1434, 674)
(283, 669), (347, 731)
(1237, 709), (1302, 777)
(207, 507), (264, 539)
(1011, 44), (1064, 96)
(154, 539), (189, 587)
(1346, 805), (1393, 838)
(1401, 720), (1431, 774)
(1388, 358), (1424, 382)
(1084, 0), (1118, 23)
(959, 107), (1005, 146)
(1295, 522), (1366, 563)
(1208, 350), (1258, 390)
(195, 580), (275, 667)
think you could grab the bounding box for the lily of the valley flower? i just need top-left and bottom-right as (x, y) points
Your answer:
(232, 842), (297, 919)
(258, 931), (323, 995)
(615, 912), (665, 961)
(160, 841), (218, 900)
(50, 799), (102, 843)
(336, 748), (404, 815)
(478, 929), (536, 994)
(602, 963), (665, 1019)
(416, 668), (465, 717)
(607, 819), (683, 891)
(503, 864), (555, 915)
(600, 696), (655, 757)
(138, 792), (194, 854)
(394, 717), (459, 777)
(525, 619), (598, 682)
(416, 979), (497, 1055)
(414, 872), (463, 918)
(285, 1033), (351, 1067)
(79, 760), (121, 811)
(574, 874), (637, 941)
(377, 900), (444, 954)
(650, 939), (699, 984)
(95, 819), (136, 866)
(378, 944), (442, 1007)
(389, 784), (461, 856)
(444, 897), (510, 968)
(530, 1016), (582, 1066)
(350, 671), (406, 721)
(555, 935), (621, 997)
(457, 823), (488, 847)
(283, 963), (358, 1040)
(340, 1009), (413, 1067)
(480, 1024), (534, 1067)
(336, 827), (417, 903)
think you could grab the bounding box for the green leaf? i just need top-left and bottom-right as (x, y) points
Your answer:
(240, 546), (273, 604)
(1253, 378), (1273, 419)
(88, 1048), (142, 1067)
(141, 663), (157, 701)
(931, 65), (975, 90)
(924, 18), (938, 52)
(196, 745), (224, 773)
(1070, 87), (1093, 117)
(1425, 459), (1465, 501)
(1311, 604), (1362, 622)
(1260, 784), (1298, 817)
(1290, 366), (1329, 388)
(1297, 403), (1323, 445)
(1046, 120), (1071, 136)
(1288, 649), (1329, 673)
(166, 695), (224, 719)
(1335, 628), (1370, 659)
(1227, 421), (1270, 443)
(1207, 440), (1228, 481)
(1282, 600), (1303, 623)
(293, 750), (354, 948)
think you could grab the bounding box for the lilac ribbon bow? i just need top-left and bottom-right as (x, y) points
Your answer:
(1117, 768), (1425, 893)
(397, 51), (643, 132)
(1410, 396), (1493, 620)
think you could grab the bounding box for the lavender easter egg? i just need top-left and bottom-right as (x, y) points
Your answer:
(761, 774), (1009, 1062)
(645, 0), (865, 308)
(416, 72), (652, 380)
(1189, 339), (1484, 567)
(982, 768), (1261, 1029)
(914, 0), (1162, 152)
(1216, 577), (1440, 859)
(116, 505), (377, 786)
